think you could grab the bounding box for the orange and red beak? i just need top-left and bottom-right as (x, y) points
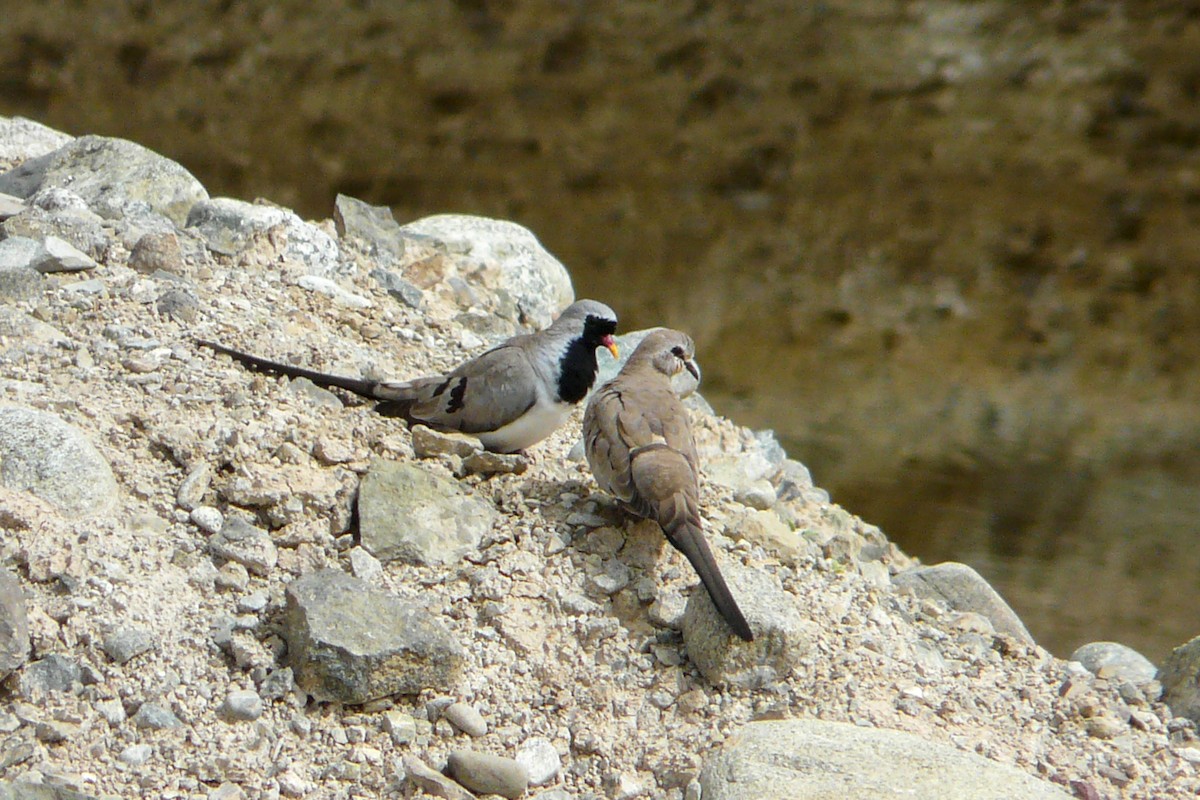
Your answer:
(602, 335), (619, 360)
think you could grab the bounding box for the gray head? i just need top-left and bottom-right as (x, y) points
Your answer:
(627, 328), (700, 383)
(550, 299), (619, 357)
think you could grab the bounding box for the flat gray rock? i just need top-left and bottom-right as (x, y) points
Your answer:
(0, 569), (29, 678)
(1158, 635), (1200, 724)
(358, 460), (496, 565)
(0, 116), (73, 163)
(1070, 641), (1157, 684)
(398, 214), (573, 328)
(2, 206), (111, 262)
(132, 702), (183, 730)
(700, 719), (1072, 800)
(0, 135), (208, 226)
(209, 516), (278, 576)
(0, 406), (117, 518)
(185, 197), (339, 275)
(17, 654), (81, 702)
(403, 755), (475, 800)
(284, 569), (465, 704)
(893, 561), (1035, 645)
(682, 559), (814, 687)
(102, 626), (155, 665)
(334, 194), (406, 266)
(0, 780), (99, 800)
(446, 749), (529, 799)
(29, 236), (97, 273)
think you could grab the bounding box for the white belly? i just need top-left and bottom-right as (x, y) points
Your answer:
(478, 400), (573, 453)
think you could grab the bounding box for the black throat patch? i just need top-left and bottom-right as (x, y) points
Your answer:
(555, 314), (616, 404)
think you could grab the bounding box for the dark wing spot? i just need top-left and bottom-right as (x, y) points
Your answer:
(432, 377), (453, 397)
(446, 376), (468, 413)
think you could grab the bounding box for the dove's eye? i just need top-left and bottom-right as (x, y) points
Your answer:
(671, 346), (685, 358)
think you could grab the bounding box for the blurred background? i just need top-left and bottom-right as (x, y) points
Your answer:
(3, 1), (1198, 661)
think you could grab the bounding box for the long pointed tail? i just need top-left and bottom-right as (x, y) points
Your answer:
(666, 518), (754, 641)
(196, 339), (383, 400)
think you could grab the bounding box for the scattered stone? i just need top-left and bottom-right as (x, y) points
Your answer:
(590, 560), (632, 595)
(516, 737), (562, 786)
(313, 437), (355, 465)
(157, 286), (200, 322)
(682, 560), (813, 688)
(733, 479), (777, 510)
(334, 194), (407, 266)
(699, 719), (1072, 799)
(128, 231), (183, 274)
(0, 134), (208, 225)
(446, 749), (530, 799)
(0, 193), (20, 220)
(722, 507), (805, 560)
(0, 406), (118, 518)
(190, 506), (224, 535)
(0, 569), (29, 679)
(215, 562), (251, 592)
(118, 743), (153, 766)
(398, 214), (573, 327)
(1159, 635), (1200, 725)
(385, 711), (418, 745)
(0, 250), (43, 300)
(283, 569), (465, 703)
(95, 699), (126, 726)
(208, 784), (246, 800)
(209, 516), (278, 576)
(235, 591), (268, 614)
(893, 562), (1035, 645)
(461, 450), (528, 477)
(410, 425), (479, 459)
(370, 268), (424, 308)
(348, 547), (384, 583)
(0, 116), (73, 162)
(403, 754), (476, 800)
(177, 464), (214, 511)
(132, 702), (182, 730)
(102, 626), (155, 665)
(29, 236), (96, 273)
(220, 689), (264, 721)
(17, 654), (80, 701)
(1085, 716), (1126, 740)
(185, 197), (338, 275)
(35, 719), (80, 743)
(357, 460), (496, 565)
(1071, 641), (1157, 685)
(259, 668), (295, 701)
(444, 702), (487, 737)
(295, 274), (372, 308)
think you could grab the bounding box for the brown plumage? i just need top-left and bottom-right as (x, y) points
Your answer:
(583, 329), (754, 641)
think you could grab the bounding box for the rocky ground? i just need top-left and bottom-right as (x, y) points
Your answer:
(0, 116), (1199, 799)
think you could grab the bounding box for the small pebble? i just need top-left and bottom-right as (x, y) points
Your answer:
(191, 506), (224, 535)
(237, 591), (269, 614)
(385, 711), (417, 745)
(132, 703), (182, 730)
(444, 702), (488, 737)
(447, 750), (529, 799)
(221, 689), (264, 721)
(516, 736), (562, 786)
(119, 743), (153, 766)
(102, 627), (155, 665)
